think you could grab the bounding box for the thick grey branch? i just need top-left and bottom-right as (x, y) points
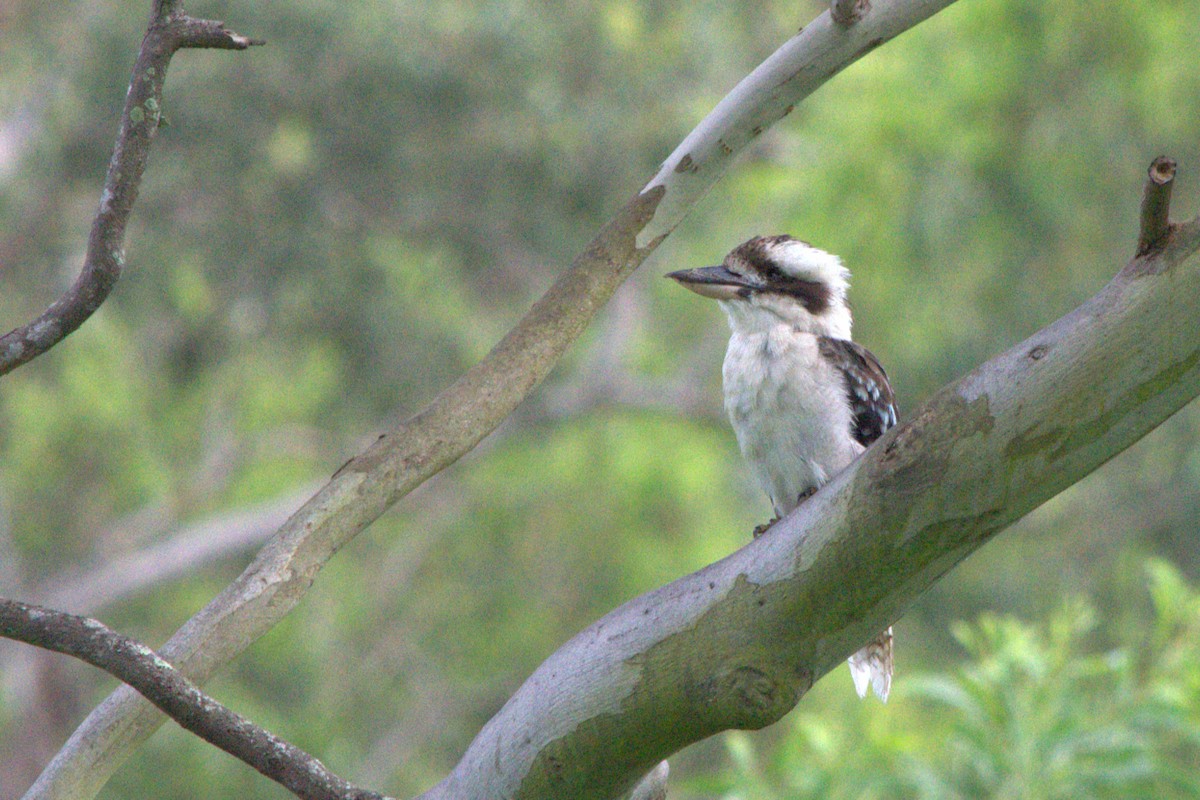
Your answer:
(0, 4), (261, 376)
(418, 177), (1200, 799)
(0, 600), (385, 800)
(27, 4), (961, 799)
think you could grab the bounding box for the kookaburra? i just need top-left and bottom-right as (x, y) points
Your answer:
(668, 234), (896, 701)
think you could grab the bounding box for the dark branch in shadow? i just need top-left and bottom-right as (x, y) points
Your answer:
(1137, 156), (1177, 256)
(0, 4), (262, 376)
(0, 599), (387, 800)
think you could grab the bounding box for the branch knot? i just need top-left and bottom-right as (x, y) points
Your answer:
(831, 0), (871, 26)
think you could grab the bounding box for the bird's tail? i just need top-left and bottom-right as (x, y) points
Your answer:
(848, 627), (893, 702)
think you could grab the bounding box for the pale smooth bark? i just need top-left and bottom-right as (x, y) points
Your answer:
(26, 3), (962, 799)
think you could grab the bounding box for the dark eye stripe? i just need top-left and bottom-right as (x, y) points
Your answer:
(736, 244), (832, 313)
(742, 250), (781, 278)
(778, 279), (830, 313)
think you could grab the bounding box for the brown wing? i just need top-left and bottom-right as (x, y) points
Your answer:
(817, 336), (898, 447)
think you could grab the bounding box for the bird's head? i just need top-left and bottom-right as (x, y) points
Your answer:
(667, 235), (852, 339)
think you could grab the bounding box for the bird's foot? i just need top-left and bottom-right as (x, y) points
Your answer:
(752, 516), (779, 538)
(753, 489), (818, 539)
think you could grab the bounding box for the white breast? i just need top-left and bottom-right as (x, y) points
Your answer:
(722, 325), (861, 516)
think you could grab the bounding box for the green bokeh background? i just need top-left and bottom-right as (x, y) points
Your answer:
(2, 0), (1199, 797)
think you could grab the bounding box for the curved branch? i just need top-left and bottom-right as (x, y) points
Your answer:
(26, 2), (960, 798)
(418, 176), (1200, 800)
(0, 4), (261, 376)
(0, 600), (385, 800)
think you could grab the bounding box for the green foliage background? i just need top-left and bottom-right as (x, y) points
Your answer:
(1, 0), (1199, 797)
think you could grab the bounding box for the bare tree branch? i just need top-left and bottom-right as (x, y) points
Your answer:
(415, 167), (1200, 800)
(27, 4), (963, 799)
(1137, 155), (1177, 256)
(33, 486), (316, 615)
(0, 3), (261, 376)
(0, 600), (386, 800)
(0, 490), (310, 717)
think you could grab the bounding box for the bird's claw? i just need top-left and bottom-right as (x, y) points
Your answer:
(753, 488), (819, 538)
(752, 517), (780, 538)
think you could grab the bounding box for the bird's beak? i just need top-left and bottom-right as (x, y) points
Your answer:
(665, 266), (752, 301)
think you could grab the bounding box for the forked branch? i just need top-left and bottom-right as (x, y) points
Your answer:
(0, 3), (261, 376)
